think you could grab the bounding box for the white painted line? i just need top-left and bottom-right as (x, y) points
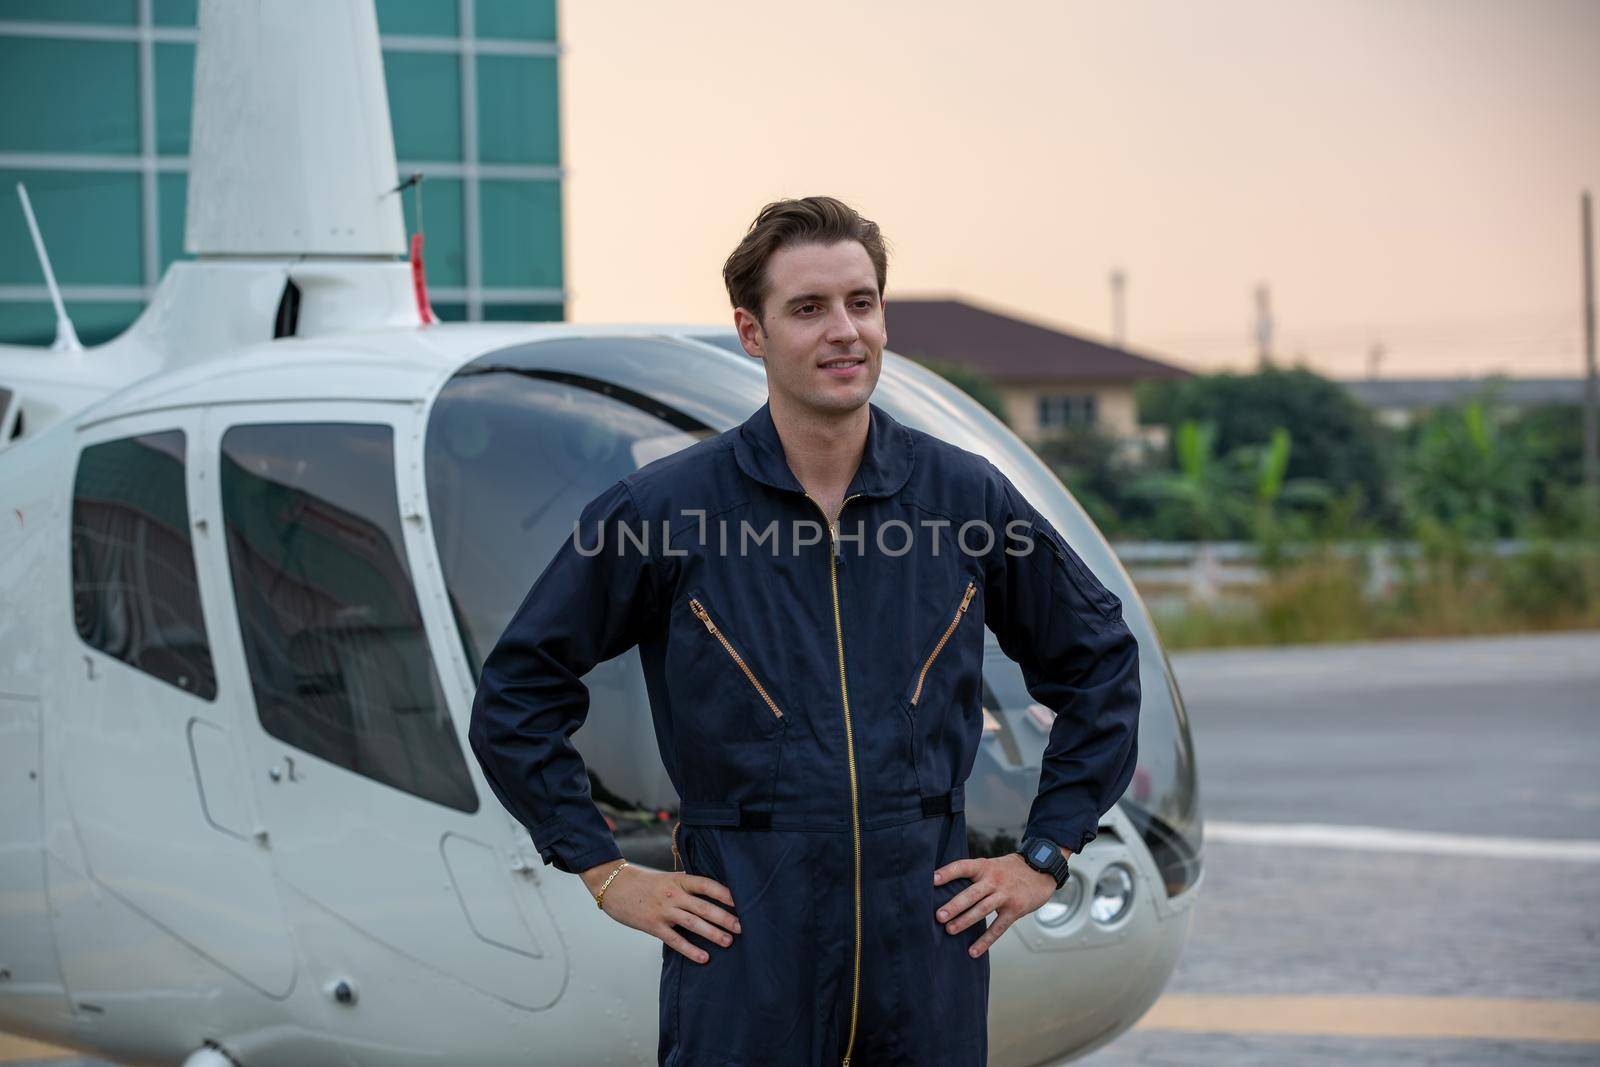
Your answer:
(1206, 820), (1600, 863)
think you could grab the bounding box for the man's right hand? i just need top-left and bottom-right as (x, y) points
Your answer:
(581, 861), (741, 964)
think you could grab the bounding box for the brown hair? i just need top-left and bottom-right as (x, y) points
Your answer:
(722, 196), (889, 326)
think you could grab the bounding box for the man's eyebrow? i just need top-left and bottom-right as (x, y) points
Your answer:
(784, 288), (879, 307)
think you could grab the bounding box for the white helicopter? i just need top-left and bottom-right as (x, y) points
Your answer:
(0, 2), (1203, 1065)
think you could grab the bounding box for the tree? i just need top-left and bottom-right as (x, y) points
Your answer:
(1399, 397), (1535, 540)
(1136, 366), (1391, 530)
(1037, 424), (1146, 536)
(1128, 419), (1250, 540)
(1504, 402), (1587, 530)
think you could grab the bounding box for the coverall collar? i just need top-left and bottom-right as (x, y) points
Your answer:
(734, 397), (915, 500)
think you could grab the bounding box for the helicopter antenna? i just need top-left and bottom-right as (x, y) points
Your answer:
(15, 182), (82, 352)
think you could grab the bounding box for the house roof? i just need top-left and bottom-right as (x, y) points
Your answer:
(885, 297), (1193, 385)
(1338, 376), (1590, 409)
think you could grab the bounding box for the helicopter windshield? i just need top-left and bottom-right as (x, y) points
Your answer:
(425, 335), (1200, 897)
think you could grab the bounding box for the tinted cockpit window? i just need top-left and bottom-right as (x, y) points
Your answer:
(426, 348), (720, 868)
(221, 422), (477, 812)
(71, 430), (217, 699)
(426, 369), (710, 676)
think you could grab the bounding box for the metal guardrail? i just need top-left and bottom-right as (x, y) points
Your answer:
(1109, 539), (1567, 605)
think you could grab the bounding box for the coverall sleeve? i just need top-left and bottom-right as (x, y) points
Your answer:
(981, 462), (1141, 855)
(468, 477), (660, 875)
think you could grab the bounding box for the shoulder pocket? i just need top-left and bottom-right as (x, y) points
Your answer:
(1031, 519), (1123, 630)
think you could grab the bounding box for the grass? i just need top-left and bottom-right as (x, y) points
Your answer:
(1149, 541), (1600, 650)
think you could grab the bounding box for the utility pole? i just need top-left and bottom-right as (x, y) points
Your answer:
(1254, 283), (1274, 367)
(1110, 268), (1126, 349)
(1583, 191), (1598, 513)
(1367, 341), (1385, 380)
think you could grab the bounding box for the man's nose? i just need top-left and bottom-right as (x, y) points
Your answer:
(823, 303), (860, 345)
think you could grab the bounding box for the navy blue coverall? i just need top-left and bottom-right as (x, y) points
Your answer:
(469, 399), (1141, 1067)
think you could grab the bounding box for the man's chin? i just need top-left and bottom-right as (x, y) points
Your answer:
(767, 369), (878, 419)
(805, 384), (874, 416)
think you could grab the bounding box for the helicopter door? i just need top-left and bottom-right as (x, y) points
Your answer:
(199, 403), (567, 1012)
(58, 411), (295, 998)
(0, 693), (70, 1022)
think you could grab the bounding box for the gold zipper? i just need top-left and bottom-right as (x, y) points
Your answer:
(689, 598), (784, 720)
(909, 580), (977, 707)
(805, 491), (864, 1067)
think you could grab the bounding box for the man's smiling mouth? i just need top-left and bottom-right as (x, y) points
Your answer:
(818, 357), (865, 369)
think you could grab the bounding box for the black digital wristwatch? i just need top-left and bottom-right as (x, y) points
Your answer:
(1016, 836), (1071, 890)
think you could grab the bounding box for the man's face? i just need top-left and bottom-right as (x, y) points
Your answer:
(734, 239), (886, 418)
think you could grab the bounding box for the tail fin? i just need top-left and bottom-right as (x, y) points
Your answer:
(184, 0), (405, 258)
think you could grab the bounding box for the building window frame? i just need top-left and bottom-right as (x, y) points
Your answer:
(1037, 391), (1098, 431)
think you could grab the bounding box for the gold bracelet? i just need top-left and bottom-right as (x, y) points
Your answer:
(594, 859), (629, 910)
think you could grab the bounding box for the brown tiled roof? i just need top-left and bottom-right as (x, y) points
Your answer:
(886, 297), (1193, 384)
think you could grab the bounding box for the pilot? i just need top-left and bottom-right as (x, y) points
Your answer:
(469, 195), (1141, 1067)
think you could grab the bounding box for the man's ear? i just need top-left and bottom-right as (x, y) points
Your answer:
(733, 306), (766, 359)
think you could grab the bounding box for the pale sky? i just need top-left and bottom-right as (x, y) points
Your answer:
(559, 0), (1600, 380)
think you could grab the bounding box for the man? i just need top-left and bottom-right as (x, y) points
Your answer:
(469, 196), (1140, 1067)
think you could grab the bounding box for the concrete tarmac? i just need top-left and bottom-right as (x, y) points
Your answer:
(1078, 628), (1600, 1065)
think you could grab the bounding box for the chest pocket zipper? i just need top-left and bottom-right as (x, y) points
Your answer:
(689, 597), (785, 721)
(909, 579), (977, 707)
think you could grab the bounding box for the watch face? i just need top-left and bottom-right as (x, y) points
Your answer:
(1032, 842), (1054, 865)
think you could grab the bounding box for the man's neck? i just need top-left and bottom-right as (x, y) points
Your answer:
(767, 395), (869, 519)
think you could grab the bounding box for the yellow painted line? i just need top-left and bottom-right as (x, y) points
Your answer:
(1137, 995), (1600, 1044)
(0, 1032), (76, 1062)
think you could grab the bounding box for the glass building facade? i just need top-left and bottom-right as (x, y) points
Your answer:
(0, 0), (564, 346)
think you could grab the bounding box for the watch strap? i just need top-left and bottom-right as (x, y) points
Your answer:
(1017, 836), (1070, 890)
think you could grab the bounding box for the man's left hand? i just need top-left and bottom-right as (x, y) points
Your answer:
(933, 848), (1069, 958)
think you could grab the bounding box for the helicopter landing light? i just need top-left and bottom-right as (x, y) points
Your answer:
(1035, 875), (1085, 929)
(1092, 864), (1136, 925)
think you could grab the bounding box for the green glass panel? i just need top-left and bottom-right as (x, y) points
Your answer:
(2, 1), (134, 23)
(476, 55), (557, 164)
(481, 302), (563, 323)
(158, 171), (189, 270)
(0, 300), (142, 347)
(0, 169), (142, 286)
(152, 0), (197, 25)
(431, 302), (467, 322)
(398, 177), (464, 288)
(375, 0), (458, 36)
(475, 0), (555, 40)
(0, 302), (57, 347)
(478, 179), (561, 288)
(0, 39), (137, 155)
(382, 50), (461, 161)
(155, 42), (195, 156)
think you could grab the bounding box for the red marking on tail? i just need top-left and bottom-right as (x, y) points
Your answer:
(410, 231), (434, 325)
